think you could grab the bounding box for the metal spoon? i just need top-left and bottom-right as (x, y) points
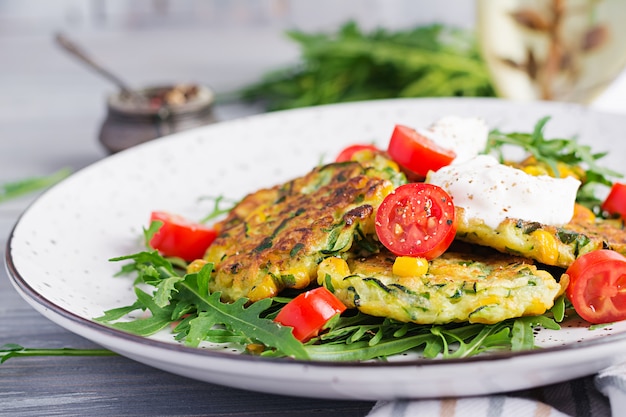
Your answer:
(55, 32), (147, 104)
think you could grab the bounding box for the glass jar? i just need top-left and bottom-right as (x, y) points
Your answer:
(98, 83), (217, 153)
(476, 0), (626, 103)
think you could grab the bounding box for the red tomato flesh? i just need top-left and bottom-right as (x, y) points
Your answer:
(149, 211), (217, 261)
(375, 183), (457, 259)
(601, 182), (626, 219)
(335, 144), (379, 162)
(274, 287), (346, 342)
(387, 125), (456, 179)
(565, 249), (626, 324)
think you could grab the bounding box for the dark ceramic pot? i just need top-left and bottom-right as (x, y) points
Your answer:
(99, 84), (216, 153)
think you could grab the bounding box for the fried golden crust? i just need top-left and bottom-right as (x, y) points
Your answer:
(454, 206), (626, 268)
(205, 161), (397, 302)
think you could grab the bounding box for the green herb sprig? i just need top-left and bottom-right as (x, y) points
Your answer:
(1, 343), (115, 363)
(240, 21), (495, 111)
(485, 116), (623, 208)
(198, 195), (237, 224)
(0, 168), (71, 204)
(295, 309), (561, 361)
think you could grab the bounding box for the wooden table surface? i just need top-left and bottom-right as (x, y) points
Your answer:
(0, 29), (375, 417)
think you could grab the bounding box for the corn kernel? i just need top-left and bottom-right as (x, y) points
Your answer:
(251, 207), (267, 223)
(318, 257), (350, 277)
(186, 259), (208, 274)
(530, 230), (559, 265)
(525, 300), (547, 315)
(572, 203), (595, 223)
(556, 162), (584, 181)
(247, 275), (278, 302)
(246, 343), (265, 354)
(393, 256), (429, 277)
(522, 165), (547, 176)
(479, 296), (500, 307)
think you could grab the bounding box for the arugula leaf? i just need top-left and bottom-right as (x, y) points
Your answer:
(293, 311), (555, 361)
(485, 116), (623, 208)
(99, 288), (175, 336)
(429, 322), (509, 358)
(0, 167), (71, 204)
(511, 316), (560, 351)
(153, 276), (185, 308)
(109, 250), (178, 280)
(302, 333), (433, 361)
(180, 290), (307, 358)
(550, 295), (567, 323)
(94, 301), (144, 323)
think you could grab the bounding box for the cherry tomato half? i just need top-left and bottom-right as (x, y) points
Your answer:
(274, 287), (347, 342)
(387, 125), (456, 179)
(565, 249), (626, 324)
(375, 183), (457, 259)
(335, 144), (380, 162)
(149, 211), (217, 261)
(601, 182), (626, 219)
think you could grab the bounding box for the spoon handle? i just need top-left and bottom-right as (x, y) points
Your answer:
(55, 32), (143, 100)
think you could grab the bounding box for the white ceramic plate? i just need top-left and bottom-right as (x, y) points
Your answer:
(6, 98), (626, 400)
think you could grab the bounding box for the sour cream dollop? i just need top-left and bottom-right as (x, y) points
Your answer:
(418, 116), (489, 164)
(427, 155), (581, 229)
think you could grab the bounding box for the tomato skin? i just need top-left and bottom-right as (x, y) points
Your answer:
(565, 249), (626, 324)
(335, 144), (380, 162)
(149, 211), (217, 261)
(387, 125), (456, 179)
(274, 287), (347, 342)
(375, 183), (457, 259)
(601, 183), (626, 219)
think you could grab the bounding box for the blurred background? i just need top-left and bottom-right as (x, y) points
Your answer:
(0, 0), (476, 112)
(0, 0), (624, 177)
(0, 0), (476, 175)
(0, 0), (475, 33)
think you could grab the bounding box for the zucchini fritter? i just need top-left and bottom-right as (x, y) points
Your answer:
(454, 206), (626, 268)
(204, 156), (404, 302)
(318, 251), (563, 325)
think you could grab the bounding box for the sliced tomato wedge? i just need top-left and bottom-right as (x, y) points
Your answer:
(387, 124), (456, 179)
(601, 182), (626, 219)
(335, 144), (380, 162)
(375, 183), (457, 259)
(274, 287), (346, 342)
(149, 211), (217, 261)
(565, 249), (626, 324)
